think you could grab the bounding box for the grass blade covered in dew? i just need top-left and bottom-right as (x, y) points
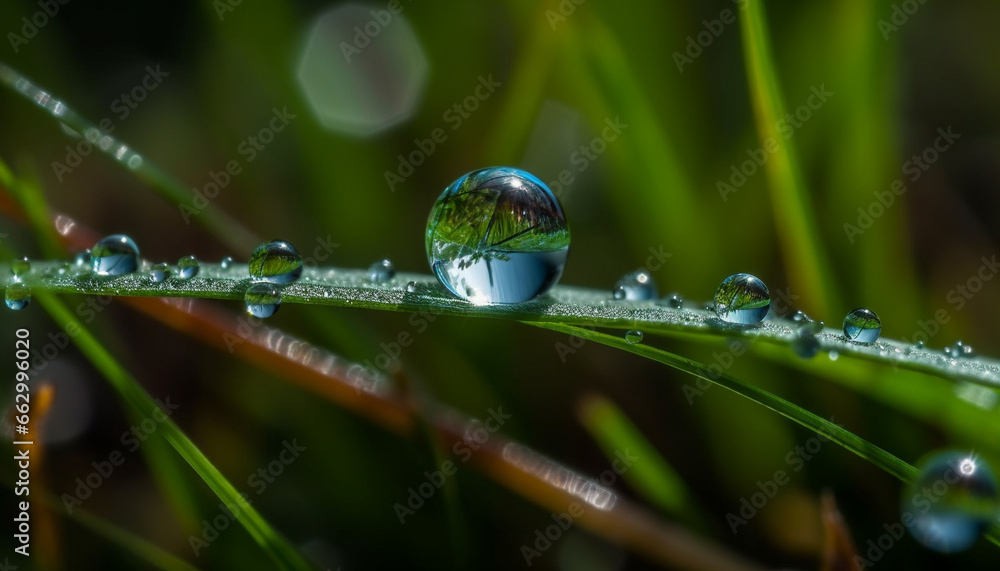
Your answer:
(0, 61), (258, 253)
(29, 290), (314, 571)
(9, 261), (1000, 389)
(739, 0), (841, 317)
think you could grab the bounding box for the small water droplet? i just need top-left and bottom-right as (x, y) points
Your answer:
(369, 259), (396, 284)
(944, 341), (975, 359)
(843, 308), (881, 344)
(792, 328), (820, 359)
(658, 293), (683, 309)
(790, 310), (811, 323)
(613, 270), (658, 301)
(5, 283), (31, 310)
(828, 350), (839, 361)
(625, 330), (644, 344)
(713, 273), (770, 324)
(915, 340), (925, 349)
(220, 256), (234, 270)
(249, 240), (303, 284)
(903, 451), (999, 553)
(149, 263), (170, 284)
(74, 249), (91, 269)
(426, 167), (570, 305)
(90, 235), (139, 276)
(11, 257), (30, 278)
(405, 281), (417, 293)
(176, 255), (200, 279)
(244, 283), (282, 318)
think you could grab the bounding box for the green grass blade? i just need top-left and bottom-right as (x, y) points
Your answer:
(9, 261), (1000, 389)
(533, 322), (918, 479)
(0, 61), (258, 252)
(31, 290), (313, 571)
(43, 496), (202, 571)
(739, 1), (841, 316)
(577, 393), (700, 522)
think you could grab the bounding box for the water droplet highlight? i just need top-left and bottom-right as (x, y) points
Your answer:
(90, 234), (139, 276)
(713, 273), (770, 324)
(405, 281), (417, 293)
(625, 330), (644, 344)
(244, 283), (282, 318)
(11, 257), (30, 278)
(613, 270), (657, 301)
(176, 255), (200, 279)
(843, 308), (881, 344)
(426, 167), (570, 305)
(249, 240), (303, 284)
(903, 451), (999, 553)
(220, 256), (234, 270)
(369, 259), (395, 284)
(149, 263), (170, 284)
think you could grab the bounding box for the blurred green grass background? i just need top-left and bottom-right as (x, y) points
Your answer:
(2, 0), (1000, 569)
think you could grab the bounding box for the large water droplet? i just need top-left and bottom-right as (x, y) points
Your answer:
(903, 451), (999, 553)
(425, 167), (569, 305)
(843, 308), (881, 344)
(944, 341), (975, 359)
(5, 283), (31, 310)
(625, 330), (644, 344)
(90, 234), (139, 276)
(713, 273), (770, 324)
(11, 257), (30, 278)
(613, 270), (657, 301)
(176, 255), (200, 279)
(150, 263), (170, 284)
(249, 240), (303, 284)
(245, 283), (282, 318)
(369, 259), (396, 284)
